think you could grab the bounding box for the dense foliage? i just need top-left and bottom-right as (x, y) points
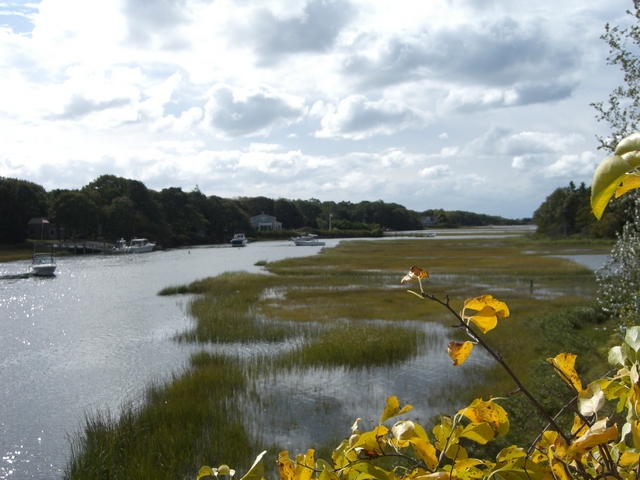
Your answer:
(533, 181), (633, 239)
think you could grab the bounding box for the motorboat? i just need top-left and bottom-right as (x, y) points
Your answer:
(230, 233), (247, 247)
(30, 253), (57, 276)
(126, 238), (155, 253)
(113, 238), (156, 253)
(291, 234), (325, 246)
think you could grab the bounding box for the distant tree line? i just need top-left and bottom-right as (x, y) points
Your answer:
(533, 181), (634, 239)
(420, 209), (531, 228)
(0, 175), (439, 246)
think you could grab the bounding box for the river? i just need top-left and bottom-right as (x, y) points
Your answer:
(0, 232), (607, 479)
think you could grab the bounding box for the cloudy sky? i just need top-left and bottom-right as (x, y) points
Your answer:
(0, 0), (632, 218)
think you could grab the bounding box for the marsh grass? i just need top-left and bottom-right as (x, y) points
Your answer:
(273, 321), (427, 368)
(64, 353), (258, 480)
(69, 236), (614, 478)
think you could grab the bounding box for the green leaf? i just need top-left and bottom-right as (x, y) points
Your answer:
(198, 466), (216, 480)
(615, 132), (640, 156)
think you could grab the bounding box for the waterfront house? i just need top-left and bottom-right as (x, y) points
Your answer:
(250, 213), (282, 231)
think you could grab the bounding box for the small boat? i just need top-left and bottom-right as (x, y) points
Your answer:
(291, 234), (325, 246)
(126, 238), (155, 253)
(230, 233), (247, 247)
(30, 253), (57, 276)
(113, 238), (156, 253)
(425, 232), (436, 238)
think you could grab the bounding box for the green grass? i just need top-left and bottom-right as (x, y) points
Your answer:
(68, 235), (616, 479)
(64, 353), (258, 480)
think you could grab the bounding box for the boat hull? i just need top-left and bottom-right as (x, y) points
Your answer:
(31, 253), (56, 276)
(292, 239), (325, 246)
(31, 266), (57, 276)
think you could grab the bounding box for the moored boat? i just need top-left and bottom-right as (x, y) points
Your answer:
(291, 234), (325, 246)
(112, 238), (156, 253)
(30, 253), (57, 276)
(230, 233), (247, 247)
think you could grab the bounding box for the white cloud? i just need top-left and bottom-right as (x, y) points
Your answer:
(418, 165), (452, 178)
(200, 84), (307, 138)
(544, 151), (598, 178)
(315, 95), (431, 139)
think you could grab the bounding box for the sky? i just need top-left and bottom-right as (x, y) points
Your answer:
(0, 0), (634, 219)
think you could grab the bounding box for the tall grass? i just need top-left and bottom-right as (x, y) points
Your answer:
(273, 321), (427, 369)
(64, 353), (256, 480)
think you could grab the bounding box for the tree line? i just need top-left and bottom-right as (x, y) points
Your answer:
(533, 180), (636, 239)
(0, 175), (436, 247)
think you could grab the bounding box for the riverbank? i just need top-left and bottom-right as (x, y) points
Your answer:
(64, 235), (615, 479)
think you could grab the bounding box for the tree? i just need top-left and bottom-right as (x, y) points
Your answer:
(0, 177), (48, 243)
(592, 0), (640, 151)
(49, 190), (98, 239)
(273, 199), (304, 229)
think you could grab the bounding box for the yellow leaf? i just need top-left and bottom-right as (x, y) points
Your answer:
(350, 426), (389, 457)
(570, 415), (588, 438)
(633, 420), (640, 450)
(550, 460), (572, 480)
(547, 353), (582, 392)
(241, 451), (267, 480)
(458, 398), (506, 433)
(277, 452), (296, 480)
(463, 295), (510, 318)
(444, 443), (467, 461)
(567, 419), (618, 458)
(590, 154), (635, 219)
(380, 396), (413, 424)
(621, 451), (640, 468)
(447, 341), (474, 366)
(294, 450), (315, 480)
(468, 306), (499, 334)
(459, 422), (495, 444)
(409, 438), (438, 470)
(616, 172), (640, 198)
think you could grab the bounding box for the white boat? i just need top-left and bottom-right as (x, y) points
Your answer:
(230, 233), (247, 247)
(113, 238), (156, 253)
(291, 234), (325, 246)
(30, 253), (57, 276)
